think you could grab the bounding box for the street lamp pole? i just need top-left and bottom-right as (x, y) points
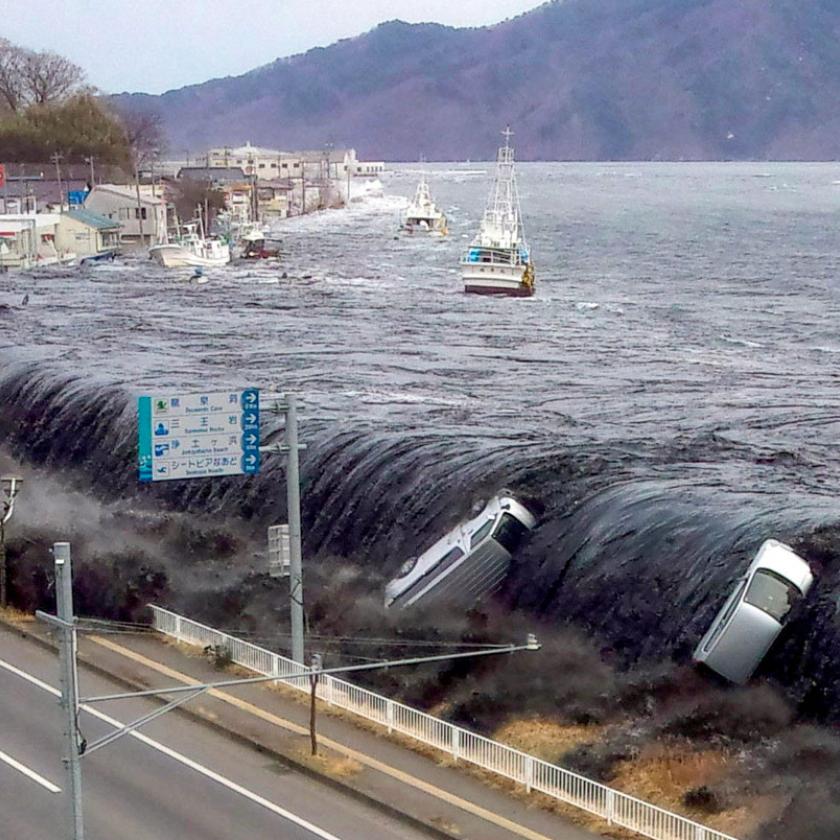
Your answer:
(0, 475), (23, 609)
(55, 542), (85, 840)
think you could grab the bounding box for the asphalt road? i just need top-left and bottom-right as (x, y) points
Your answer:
(0, 627), (435, 840)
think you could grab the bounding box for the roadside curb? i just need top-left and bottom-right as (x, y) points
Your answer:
(0, 616), (455, 840)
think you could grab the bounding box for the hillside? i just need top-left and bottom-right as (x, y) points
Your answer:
(113, 0), (840, 160)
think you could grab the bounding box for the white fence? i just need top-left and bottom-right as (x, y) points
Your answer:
(149, 605), (739, 840)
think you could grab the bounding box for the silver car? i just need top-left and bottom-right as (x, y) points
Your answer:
(693, 539), (814, 684)
(384, 493), (537, 610)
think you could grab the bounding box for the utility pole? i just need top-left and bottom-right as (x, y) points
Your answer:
(301, 160), (306, 216)
(51, 152), (64, 213)
(134, 167), (145, 245)
(285, 395), (304, 664)
(54, 543), (85, 840)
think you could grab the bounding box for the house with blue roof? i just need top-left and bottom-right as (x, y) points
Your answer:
(55, 208), (122, 262)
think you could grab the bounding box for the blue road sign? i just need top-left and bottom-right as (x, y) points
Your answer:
(138, 388), (260, 482)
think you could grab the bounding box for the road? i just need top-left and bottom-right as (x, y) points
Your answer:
(0, 627), (435, 840)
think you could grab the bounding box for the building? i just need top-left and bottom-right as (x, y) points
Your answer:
(0, 213), (70, 268)
(206, 143), (303, 179)
(257, 180), (294, 220)
(55, 209), (122, 261)
(84, 184), (167, 243)
(205, 142), (385, 181)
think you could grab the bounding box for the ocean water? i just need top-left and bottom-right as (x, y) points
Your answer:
(1, 162), (839, 715)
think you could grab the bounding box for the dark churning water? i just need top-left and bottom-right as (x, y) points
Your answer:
(1, 162), (839, 718)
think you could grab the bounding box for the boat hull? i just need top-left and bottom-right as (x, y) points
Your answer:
(149, 244), (230, 269)
(461, 263), (534, 297)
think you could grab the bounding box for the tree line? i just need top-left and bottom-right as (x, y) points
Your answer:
(0, 38), (163, 169)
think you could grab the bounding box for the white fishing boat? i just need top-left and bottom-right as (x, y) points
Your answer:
(149, 221), (231, 269)
(460, 127), (534, 297)
(401, 175), (447, 235)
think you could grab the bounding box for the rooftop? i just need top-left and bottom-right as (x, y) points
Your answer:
(67, 208), (122, 230)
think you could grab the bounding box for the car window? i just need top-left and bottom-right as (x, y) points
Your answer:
(745, 570), (800, 622)
(470, 518), (495, 549)
(491, 513), (529, 554)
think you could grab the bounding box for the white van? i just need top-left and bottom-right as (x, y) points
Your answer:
(384, 493), (536, 610)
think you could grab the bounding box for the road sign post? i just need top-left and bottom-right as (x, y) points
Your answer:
(138, 388), (260, 482)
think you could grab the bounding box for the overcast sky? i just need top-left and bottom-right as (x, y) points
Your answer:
(2, 0), (543, 95)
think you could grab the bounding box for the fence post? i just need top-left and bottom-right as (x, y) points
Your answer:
(606, 789), (615, 825)
(451, 727), (460, 761)
(524, 755), (534, 793)
(386, 700), (394, 734)
(174, 614), (182, 639)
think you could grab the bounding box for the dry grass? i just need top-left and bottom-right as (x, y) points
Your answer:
(293, 748), (362, 779)
(494, 717), (603, 762)
(610, 741), (786, 837)
(0, 605), (36, 624)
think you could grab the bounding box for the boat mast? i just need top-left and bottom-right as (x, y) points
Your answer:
(483, 126), (525, 247)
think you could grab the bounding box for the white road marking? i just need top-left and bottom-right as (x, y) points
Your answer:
(0, 747), (61, 793)
(0, 657), (343, 840)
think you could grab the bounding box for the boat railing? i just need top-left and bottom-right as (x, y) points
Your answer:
(462, 246), (528, 267)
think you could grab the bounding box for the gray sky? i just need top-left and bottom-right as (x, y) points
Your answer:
(2, 0), (542, 95)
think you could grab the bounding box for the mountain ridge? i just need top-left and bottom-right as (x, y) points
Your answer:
(113, 0), (840, 160)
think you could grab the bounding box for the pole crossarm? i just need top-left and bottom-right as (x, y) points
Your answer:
(80, 638), (540, 705)
(82, 687), (207, 757)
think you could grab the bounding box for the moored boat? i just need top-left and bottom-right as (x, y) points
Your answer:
(460, 127), (534, 297)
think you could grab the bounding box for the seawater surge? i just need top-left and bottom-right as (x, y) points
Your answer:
(0, 358), (838, 719)
(1, 163), (839, 722)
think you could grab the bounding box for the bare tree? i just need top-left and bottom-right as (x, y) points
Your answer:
(0, 38), (26, 112)
(120, 108), (166, 170)
(23, 50), (85, 105)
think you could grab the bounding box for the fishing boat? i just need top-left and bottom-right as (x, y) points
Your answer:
(149, 221), (231, 269)
(460, 127), (534, 297)
(401, 175), (447, 235)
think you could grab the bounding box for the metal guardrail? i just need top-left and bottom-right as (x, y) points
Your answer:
(149, 605), (739, 840)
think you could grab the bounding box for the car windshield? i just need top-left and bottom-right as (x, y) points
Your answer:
(744, 570), (800, 622)
(491, 513), (529, 554)
(470, 517), (496, 549)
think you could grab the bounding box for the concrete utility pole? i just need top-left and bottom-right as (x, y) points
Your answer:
(54, 543), (85, 840)
(260, 394), (306, 663)
(51, 152), (64, 212)
(285, 395), (305, 664)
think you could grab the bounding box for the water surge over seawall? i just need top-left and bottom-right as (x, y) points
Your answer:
(2, 359), (838, 720)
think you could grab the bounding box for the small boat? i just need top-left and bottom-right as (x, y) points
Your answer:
(400, 175), (447, 235)
(236, 226), (281, 260)
(149, 221), (231, 269)
(460, 127), (534, 297)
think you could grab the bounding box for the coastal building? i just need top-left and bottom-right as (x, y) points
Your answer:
(205, 142), (384, 181)
(55, 209), (121, 261)
(0, 213), (72, 268)
(84, 184), (167, 243)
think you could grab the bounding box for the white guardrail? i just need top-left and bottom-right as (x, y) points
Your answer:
(149, 606), (738, 840)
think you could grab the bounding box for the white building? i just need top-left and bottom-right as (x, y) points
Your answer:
(206, 142), (385, 181)
(0, 213), (72, 268)
(84, 184), (167, 243)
